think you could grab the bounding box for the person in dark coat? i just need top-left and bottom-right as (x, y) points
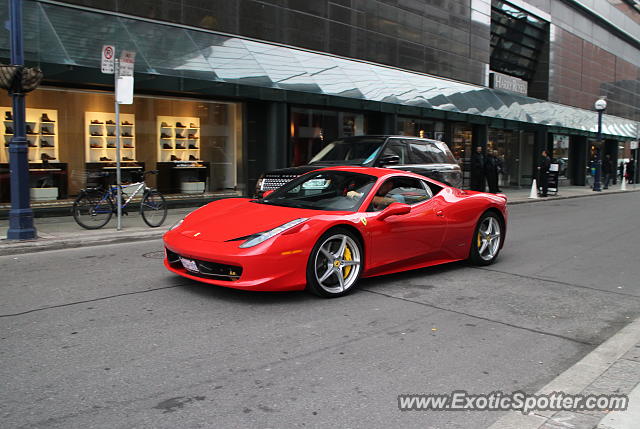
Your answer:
(485, 150), (500, 193)
(627, 157), (636, 184)
(470, 146), (485, 192)
(537, 150), (551, 197)
(602, 154), (613, 189)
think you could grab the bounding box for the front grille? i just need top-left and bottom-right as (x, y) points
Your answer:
(261, 174), (299, 190)
(166, 247), (242, 281)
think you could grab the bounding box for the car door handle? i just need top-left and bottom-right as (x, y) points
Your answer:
(436, 210), (444, 217)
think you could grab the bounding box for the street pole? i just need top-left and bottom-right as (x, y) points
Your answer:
(115, 59), (122, 231)
(7, 0), (36, 240)
(593, 110), (603, 191)
(593, 98), (607, 192)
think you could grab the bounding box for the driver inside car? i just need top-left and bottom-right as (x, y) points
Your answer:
(347, 179), (404, 210)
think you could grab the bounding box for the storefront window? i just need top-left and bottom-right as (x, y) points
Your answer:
(396, 117), (444, 139)
(290, 107), (364, 166)
(0, 88), (242, 202)
(488, 129), (519, 187)
(552, 134), (570, 179)
(451, 124), (472, 187)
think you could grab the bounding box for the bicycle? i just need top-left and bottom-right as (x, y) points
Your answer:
(72, 170), (168, 229)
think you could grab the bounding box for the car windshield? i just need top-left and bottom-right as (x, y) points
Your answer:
(309, 138), (386, 165)
(260, 171), (377, 211)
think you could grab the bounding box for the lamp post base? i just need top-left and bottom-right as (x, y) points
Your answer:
(7, 207), (37, 240)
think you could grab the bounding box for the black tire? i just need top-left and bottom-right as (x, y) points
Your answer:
(72, 192), (113, 230)
(140, 190), (167, 227)
(306, 228), (363, 298)
(468, 211), (503, 266)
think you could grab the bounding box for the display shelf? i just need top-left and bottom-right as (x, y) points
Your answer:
(85, 112), (136, 163)
(1, 107), (59, 164)
(156, 116), (200, 163)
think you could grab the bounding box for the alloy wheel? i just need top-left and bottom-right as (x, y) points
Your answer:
(477, 216), (501, 261)
(314, 234), (361, 294)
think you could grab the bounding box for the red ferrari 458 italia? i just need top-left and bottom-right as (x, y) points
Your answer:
(163, 167), (507, 297)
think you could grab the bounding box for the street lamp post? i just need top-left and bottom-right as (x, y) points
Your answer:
(593, 98), (607, 192)
(7, 0), (36, 240)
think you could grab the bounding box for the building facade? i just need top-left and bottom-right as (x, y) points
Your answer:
(1, 0), (639, 203)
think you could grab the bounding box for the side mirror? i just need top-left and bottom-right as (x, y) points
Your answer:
(379, 154), (400, 166)
(262, 190), (274, 198)
(377, 202), (411, 221)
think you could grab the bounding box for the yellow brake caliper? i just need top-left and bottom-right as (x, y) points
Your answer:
(477, 231), (483, 249)
(343, 246), (353, 278)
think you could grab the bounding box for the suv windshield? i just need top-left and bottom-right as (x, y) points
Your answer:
(309, 138), (386, 165)
(261, 171), (377, 211)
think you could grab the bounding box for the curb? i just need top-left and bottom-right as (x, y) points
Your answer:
(488, 317), (640, 429)
(0, 228), (168, 256)
(507, 188), (640, 205)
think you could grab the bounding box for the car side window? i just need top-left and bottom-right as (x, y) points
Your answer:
(367, 177), (432, 212)
(382, 140), (409, 164)
(408, 141), (449, 164)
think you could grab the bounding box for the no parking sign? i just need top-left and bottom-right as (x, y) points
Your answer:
(101, 45), (115, 74)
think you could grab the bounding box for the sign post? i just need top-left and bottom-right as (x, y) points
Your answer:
(100, 46), (134, 231)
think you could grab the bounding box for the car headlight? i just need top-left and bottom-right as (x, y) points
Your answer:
(239, 218), (308, 248)
(169, 218), (184, 231)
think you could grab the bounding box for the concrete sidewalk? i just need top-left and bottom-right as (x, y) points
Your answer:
(490, 318), (640, 429)
(0, 184), (639, 256)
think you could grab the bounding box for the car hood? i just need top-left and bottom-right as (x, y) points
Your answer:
(176, 198), (324, 243)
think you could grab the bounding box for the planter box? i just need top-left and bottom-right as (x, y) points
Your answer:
(180, 181), (205, 194)
(30, 187), (59, 201)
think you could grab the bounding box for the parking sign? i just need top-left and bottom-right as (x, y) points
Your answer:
(101, 45), (115, 74)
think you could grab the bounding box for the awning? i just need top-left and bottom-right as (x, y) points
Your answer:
(1, 0), (638, 139)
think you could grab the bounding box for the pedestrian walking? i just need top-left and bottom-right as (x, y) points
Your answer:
(484, 150), (500, 193)
(494, 150), (505, 192)
(537, 150), (551, 197)
(470, 146), (486, 192)
(602, 153), (613, 189)
(619, 161), (625, 182)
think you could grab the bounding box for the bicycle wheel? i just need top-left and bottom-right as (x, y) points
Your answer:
(140, 190), (167, 227)
(72, 193), (114, 230)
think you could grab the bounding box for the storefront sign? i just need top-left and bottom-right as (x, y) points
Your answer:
(489, 71), (528, 95)
(631, 141), (638, 150)
(101, 45), (115, 74)
(119, 50), (136, 77)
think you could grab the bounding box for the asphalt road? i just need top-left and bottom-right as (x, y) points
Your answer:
(1, 193), (639, 429)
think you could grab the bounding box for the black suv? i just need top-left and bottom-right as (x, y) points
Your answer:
(256, 135), (462, 196)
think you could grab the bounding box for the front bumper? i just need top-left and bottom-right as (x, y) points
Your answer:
(163, 230), (310, 291)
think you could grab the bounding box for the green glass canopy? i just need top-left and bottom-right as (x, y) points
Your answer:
(1, 0), (637, 138)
